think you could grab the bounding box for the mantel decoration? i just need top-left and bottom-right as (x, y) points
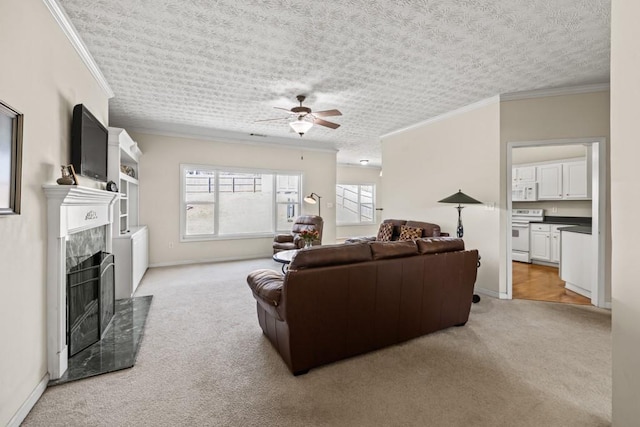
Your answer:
(299, 229), (319, 248)
(56, 165), (78, 185)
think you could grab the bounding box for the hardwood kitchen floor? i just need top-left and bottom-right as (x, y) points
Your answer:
(512, 261), (591, 305)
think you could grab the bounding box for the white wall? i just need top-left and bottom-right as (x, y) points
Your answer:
(131, 131), (337, 266)
(500, 92), (610, 299)
(611, 0), (640, 423)
(0, 1), (109, 424)
(336, 164), (382, 240)
(381, 99), (501, 295)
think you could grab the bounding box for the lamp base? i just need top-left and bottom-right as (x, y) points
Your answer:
(456, 205), (464, 238)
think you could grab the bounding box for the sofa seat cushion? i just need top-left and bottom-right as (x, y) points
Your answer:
(247, 269), (285, 320)
(417, 237), (465, 254)
(370, 240), (418, 259)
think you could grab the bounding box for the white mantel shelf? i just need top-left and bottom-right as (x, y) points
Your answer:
(42, 184), (118, 379)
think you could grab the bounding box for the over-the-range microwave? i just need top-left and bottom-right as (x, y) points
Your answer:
(512, 183), (537, 201)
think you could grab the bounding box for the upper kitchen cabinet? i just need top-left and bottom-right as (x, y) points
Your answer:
(537, 163), (563, 200)
(512, 165), (537, 183)
(562, 160), (590, 199)
(537, 159), (591, 201)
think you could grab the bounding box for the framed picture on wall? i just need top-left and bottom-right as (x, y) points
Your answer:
(0, 99), (23, 215)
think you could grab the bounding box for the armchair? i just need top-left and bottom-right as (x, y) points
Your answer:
(273, 215), (324, 253)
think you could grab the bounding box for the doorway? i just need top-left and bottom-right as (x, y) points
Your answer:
(506, 138), (607, 307)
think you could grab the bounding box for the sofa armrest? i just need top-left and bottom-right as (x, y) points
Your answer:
(440, 232), (450, 237)
(274, 234), (294, 243)
(247, 269), (285, 321)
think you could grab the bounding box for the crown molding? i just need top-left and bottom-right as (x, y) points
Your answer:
(380, 95), (500, 140)
(123, 120), (339, 154)
(500, 83), (610, 102)
(42, 0), (114, 98)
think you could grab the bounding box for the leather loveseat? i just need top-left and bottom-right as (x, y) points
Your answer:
(247, 238), (479, 375)
(345, 219), (447, 244)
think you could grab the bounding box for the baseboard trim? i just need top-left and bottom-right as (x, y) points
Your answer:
(149, 253), (268, 268)
(475, 287), (507, 299)
(8, 373), (49, 427)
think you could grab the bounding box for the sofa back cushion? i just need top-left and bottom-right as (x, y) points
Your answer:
(289, 242), (372, 270)
(416, 237), (465, 254)
(370, 240), (418, 260)
(405, 220), (441, 237)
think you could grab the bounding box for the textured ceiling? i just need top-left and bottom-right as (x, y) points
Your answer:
(57, 0), (610, 166)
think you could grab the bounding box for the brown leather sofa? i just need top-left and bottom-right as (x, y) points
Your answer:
(247, 238), (479, 375)
(345, 219), (447, 243)
(273, 215), (324, 253)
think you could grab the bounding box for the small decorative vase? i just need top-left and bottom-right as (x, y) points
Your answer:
(304, 240), (312, 248)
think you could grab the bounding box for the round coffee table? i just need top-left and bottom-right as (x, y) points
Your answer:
(272, 249), (298, 273)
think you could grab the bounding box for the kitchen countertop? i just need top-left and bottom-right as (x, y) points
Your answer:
(541, 216), (592, 226)
(558, 225), (592, 235)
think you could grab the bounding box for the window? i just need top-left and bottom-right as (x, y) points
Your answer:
(181, 165), (301, 240)
(336, 184), (375, 225)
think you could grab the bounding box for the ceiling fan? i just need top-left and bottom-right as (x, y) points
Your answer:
(255, 95), (342, 136)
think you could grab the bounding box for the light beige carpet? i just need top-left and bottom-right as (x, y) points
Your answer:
(23, 258), (611, 426)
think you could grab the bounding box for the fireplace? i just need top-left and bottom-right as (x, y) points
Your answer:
(43, 185), (118, 379)
(67, 252), (115, 356)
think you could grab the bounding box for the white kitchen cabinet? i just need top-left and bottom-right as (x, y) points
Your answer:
(113, 226), (149, 299)
(562, 160), (590, 199)
(537, 159), (590, 201)
(530, 224), (551, 261)
(550, 226), (561, 263)
(513, 166), (536, 183)
(530, 223), (562, 264)
(537, 164), (563, 200)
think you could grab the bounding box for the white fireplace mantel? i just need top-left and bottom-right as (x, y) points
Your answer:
(43, 184), (118, 379)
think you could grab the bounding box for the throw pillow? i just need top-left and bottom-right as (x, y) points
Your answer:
(376, 223), (394, 241)
(398, 225), (423, 241)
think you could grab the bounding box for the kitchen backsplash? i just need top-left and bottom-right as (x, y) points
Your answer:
(512, 200), (592, 217)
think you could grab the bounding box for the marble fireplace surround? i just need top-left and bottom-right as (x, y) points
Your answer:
(43, 185), (118, 380)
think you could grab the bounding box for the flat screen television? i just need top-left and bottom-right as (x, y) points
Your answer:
(71, 104), (108, 182)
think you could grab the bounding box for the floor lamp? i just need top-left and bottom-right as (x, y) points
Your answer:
(438, 189), (483, 303)
(303, 192), (322, 216)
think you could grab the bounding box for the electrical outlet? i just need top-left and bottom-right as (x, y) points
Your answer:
(485, 202), (495, 211)
(169, 242), (174, 249)
(327, 202), (334, 209)
(552, 206), (558, 213)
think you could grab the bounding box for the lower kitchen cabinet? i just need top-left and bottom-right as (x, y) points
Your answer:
(530, 224), (562, 264)
(113, 225), (149, 299)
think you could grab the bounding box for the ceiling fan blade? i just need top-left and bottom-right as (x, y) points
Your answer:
(254, 116), (289, 123)
(314, 118), (340, 129)
(313, 109), (342, 117)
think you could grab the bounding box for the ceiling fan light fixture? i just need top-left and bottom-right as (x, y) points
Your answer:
(359, 159), (369, 165)
(289, 118), (313, 136)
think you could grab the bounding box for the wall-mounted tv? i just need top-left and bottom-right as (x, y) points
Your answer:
(71, 104), (108, 182)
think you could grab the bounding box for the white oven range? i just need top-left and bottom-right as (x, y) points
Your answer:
(512, 209), (544, 263)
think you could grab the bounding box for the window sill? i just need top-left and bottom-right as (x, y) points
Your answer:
(181, 233), (275, 243)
